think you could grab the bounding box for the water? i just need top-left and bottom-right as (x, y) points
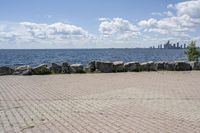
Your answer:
(0, 49), (187, 67)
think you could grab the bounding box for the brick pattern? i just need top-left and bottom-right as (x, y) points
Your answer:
(0, 72), (200, 133)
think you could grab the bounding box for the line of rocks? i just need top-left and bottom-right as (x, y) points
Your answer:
(0, 61), (200, 76)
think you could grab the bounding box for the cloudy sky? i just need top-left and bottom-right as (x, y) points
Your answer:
(0, 0), (200, 49)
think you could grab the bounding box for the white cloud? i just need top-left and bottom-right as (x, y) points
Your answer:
(151, 11), (173, 17)
(176, 0), (200, 18)
(164, 11), (174, 17)
(99, 18), (140, 39)
(20, 22), (91, 39)
(167, 4), (174, 9)
(151, 12), (163, 16)
(1, 0), (200, 48)
(138, 0), (200, 38)
(138, 18), (157, 29)
(0, 22), (93, 48)
(98, 18), (110, 21)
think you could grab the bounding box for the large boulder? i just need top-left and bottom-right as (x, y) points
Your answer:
(164, 62), (176, 71)
(124, 62), (140, 72)
(70, 64), (85, 73)
(174, 61), (191, 71)
(32, 64), (51, 75)
(189, 61), (200, 70)
(49, 63), (62, 74)
(61, 62), (70, 74)
(141, 61), (157, 71)
(113, 61), (124, 72)
(88, 61), (96, 72)
(95, 61), (113, 73)
(21, 69), (33, 75)
(155, 61), (165, 71)
(13, 65), (32, 75)
(0, 67), (14, 75)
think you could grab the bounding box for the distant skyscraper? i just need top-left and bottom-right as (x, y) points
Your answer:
(177, 42), (179, 49)
(173, 44), (176, 48)
(158, 41), (187, 49)
(184, 44), (186, 49)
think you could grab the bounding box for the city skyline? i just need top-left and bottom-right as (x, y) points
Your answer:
(150, 40), (189, 49)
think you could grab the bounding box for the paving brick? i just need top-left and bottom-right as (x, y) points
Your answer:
(0, 72), (200, 132)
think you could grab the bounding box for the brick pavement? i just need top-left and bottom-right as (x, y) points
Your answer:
(0, 71), (200, 133)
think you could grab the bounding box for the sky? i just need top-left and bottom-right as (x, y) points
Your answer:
(0, 0), (200, 49)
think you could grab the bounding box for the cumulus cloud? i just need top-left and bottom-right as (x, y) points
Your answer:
(151, 11), (173, 17)
(164, 11), (174, 17)
(176, 0), (200, 18)
(21, 22), (91, 39)
(99, 18), (140, 39)
(0, 22), (93, 47)
(0, 0), (200, 48)
(138, 0), (200, 38)
(138, 18), (157, 29)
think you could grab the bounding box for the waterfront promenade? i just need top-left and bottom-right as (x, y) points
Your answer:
(1, 71), (200, 133)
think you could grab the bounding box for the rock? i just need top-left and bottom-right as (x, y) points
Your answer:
(164, 62), (176, 71)
(113, 61), (124, 72)
(175, 61), (191, 71)
(49, 63), (62, 74)
(32, 64), (50, 75)
(155, 61), (165, 71)
(61, 62), (70, 74)
(70, 64), (85, 73)
(22, 69), (33, 75)
(13, 65), (32, 75)
(88, 61), (96, 72)
(124, 62), (140, 72)
(0, 67), (14, 75)
(189, 61), (200, 70)
(141, 61), (157, 71)
(83, 67), (91, 73)
(95, 61), (113, 73)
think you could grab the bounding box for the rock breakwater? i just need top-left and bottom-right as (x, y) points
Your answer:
(0, 61), (199, 76)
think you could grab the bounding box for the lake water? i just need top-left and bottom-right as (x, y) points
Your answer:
(0, 49), (187, 67)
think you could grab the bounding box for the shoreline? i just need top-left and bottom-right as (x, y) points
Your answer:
(0, 60), (200, 76)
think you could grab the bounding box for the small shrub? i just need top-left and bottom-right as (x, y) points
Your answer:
(185, 41), (200, 61)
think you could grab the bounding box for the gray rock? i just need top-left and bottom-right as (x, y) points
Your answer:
(13, 65), (32, 75)
(70, 64), (84, 73)
(49, 63), (62, 74)
(32, 64), (51, 75)
(155, 61), (165, 71)
(61, 62), (70, 74)
(164, 62), (176, 71)
(113, 61), (124, 72)
(141, 61), (157, 71)
(124, 62), (140, 72)
(175, 61), (191, 71)
(22, 69), (33, 75)
(189, 61), (200, 70)
(83, 67), (91, 73)
(0, 67), (14, 75)
(95, 61), (113, 73)
(88, 61), (96, 72)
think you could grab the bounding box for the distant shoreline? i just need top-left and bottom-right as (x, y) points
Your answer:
(0, 48), (196, 50)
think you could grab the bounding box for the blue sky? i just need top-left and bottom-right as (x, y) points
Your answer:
(0, 0), (200, 48)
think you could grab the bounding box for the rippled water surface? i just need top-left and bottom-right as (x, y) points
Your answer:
(0, 49), (187, 67)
